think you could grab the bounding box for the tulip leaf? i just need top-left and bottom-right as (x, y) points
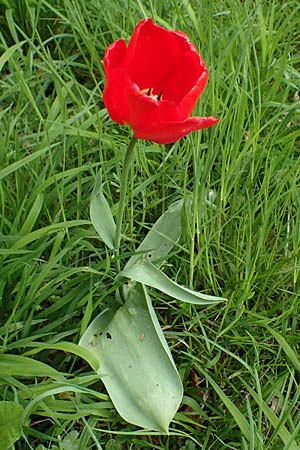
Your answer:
(125, 198), (188, 269)
(79, 283), (183, 432)
(90, 170), (116, 249)
(120, 258), (225, 305)
(0, 354), (64, 380)
(0, 401), (24, 450)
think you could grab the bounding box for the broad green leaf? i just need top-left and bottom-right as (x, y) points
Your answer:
(60, 430), (79, 450)
(79, 283), (183, 432)
(21, 385), (108, 423)
(20, 193), (44, 236)
(196, 366), (254, 445)
(0, 354), (64, 380)
(0, 143), (59, 182)
(120, 258), (224, 305)
(90, 171), (116, 249)
(0, 401), (24, 450)
(125, 198), (188, 269)
(265, 325), (300, 373)
(0, 40), (25, 71)
(245, 383), (299, 450)
(105, 439), (122, 450)
(23, 342), (101, 373)
(11, 220), (90, 249)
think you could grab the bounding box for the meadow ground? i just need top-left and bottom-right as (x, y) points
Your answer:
(0, 0), (300, 449)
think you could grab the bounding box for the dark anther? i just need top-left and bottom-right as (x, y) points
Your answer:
(146, 87), (151, 95)
(106, 332), (112, 339)
(157, 91), (163, 101)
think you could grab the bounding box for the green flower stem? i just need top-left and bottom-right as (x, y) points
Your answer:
(114, 135), (137, 284)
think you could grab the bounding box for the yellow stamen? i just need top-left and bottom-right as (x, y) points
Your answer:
(140, 87), (163, 101)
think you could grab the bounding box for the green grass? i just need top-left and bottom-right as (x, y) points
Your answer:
(1, 0), (300, 448)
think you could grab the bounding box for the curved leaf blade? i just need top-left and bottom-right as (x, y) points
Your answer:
(125, 198), (188, 268)
(120, 258), (225, 305)
(0, 402), (24, 450)
(90, 170), (116, 249)
(196, 367), (253, 444)
(0, 354), (64, 380)
(79, 284), (183, 432)
(0, 40), (26, 71)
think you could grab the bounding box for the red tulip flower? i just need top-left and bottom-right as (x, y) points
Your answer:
(103, 19), (219, 145)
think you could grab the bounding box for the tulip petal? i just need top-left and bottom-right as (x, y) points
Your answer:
(135, 116), (220, 145)
(105, 67), (183, 131)
(179, 69), (208, 116)
(103, 39), (126, 74)
(159, 31), (207, 106)
(103, 39), (127, 124)
(103, 67), (131, 125)
(124, 19), (181, 91)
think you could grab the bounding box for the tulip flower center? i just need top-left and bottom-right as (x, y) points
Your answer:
(140, 87), (163, 101)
